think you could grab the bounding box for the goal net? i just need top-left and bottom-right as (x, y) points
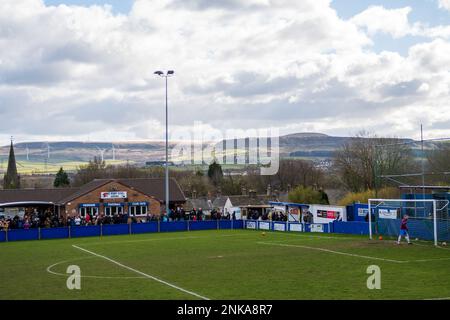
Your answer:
(368, 199), (450, 246)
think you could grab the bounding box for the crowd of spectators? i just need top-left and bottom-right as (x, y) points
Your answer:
(245, 209), (315, 223)
(247, 209), (288, 221)
(0, 209), (64, 231)
(163, 207), (234, 222)
(0, 206), (237, 231)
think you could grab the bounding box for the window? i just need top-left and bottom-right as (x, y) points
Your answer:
(105, 206), (123, 216)
(129, 205), (148, 216)
(79, 207), (87, 217)
(79, 207), (98, 217)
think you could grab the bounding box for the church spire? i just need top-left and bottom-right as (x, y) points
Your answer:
(3, 138), (20, 189)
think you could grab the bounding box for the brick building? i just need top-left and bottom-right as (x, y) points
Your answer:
(0, 178), (186, 220)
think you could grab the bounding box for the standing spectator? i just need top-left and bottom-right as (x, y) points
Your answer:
(85, 213), (91, 225)
(23, 218), (30, 230)
(74, 215), (81, 226)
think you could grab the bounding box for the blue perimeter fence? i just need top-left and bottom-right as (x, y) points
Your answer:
(0, 220), (243, 242)
(1, 219), (446, 243)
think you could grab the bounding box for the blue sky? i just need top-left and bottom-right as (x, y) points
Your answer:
(44, 0), (134, 14)
(43, 0), (450, 55)
(331, 0), (450, 54)
(44, 0), (450, 24)
(332, 0), (449, 26)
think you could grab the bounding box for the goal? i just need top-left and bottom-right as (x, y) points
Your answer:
(368, 198), (450, 246)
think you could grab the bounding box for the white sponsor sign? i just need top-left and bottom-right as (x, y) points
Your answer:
(358, 208), (369, 217)
(289, 224), (303, 232)
(310, 224), (324, 233)
(273, 223), (286, 232)
(259, 222), (271, 230)
(378, 209), (398, 220)
(100, 191), (127, 199)
(246, 221), (257, 229)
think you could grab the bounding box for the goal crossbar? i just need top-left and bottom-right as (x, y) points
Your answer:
(368, 198), (449, 246)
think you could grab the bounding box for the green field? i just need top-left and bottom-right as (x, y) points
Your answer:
(12, 160), (130, 174)
(1, 229), (450, 300)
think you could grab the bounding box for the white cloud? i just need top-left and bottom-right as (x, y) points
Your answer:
(438, 0), (450, 11)
(0, 0), (449, 143)
(350, 6), (413, 38)
(350, 5), (450, 39)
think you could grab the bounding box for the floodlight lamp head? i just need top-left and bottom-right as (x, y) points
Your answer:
(154, 71), (164, 76)
(167, 70), (175, 75)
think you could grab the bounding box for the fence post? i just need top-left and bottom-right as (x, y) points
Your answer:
(5, 229), (8, 242)
(217, 219), (219, 230)
(129, 223), (132, 235)
(231, 219), (234, 230)
(100, 224), (103, 237)
(38, 227), (41, 240)
(187, 220), (190, 232)
(68, 225), (71, 239)
(158, 219), (160, 233)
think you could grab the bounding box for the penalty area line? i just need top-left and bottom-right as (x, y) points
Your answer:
(72, 244), (210, 300)
(257, 241), (405, 263)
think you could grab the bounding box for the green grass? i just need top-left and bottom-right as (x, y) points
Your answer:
(1, 230), (449, 300)
(12, 160), (130, 174)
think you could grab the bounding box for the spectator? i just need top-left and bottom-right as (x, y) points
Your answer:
(74, 215), (81, 226)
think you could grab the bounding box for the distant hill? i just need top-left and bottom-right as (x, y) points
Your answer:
(0, 133), (424, 174)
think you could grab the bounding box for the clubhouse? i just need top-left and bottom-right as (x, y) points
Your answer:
(0, 178), (186, 220)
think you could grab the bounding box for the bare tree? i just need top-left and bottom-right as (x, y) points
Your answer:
(427, 142), (450, 185)
(333, 132), (416, 192)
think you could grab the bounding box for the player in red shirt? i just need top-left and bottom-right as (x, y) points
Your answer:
(397, 215), (412, 245)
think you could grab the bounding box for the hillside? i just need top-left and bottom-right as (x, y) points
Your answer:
(0, 133), (423, 174)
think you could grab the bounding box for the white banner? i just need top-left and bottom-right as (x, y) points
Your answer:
(246, 221), (257, 229)
(289, 224), (303, 232)
(273, 223), (286, 232)
(259, 222), (271, 230)
(378, 209), (398, 220)
(358, 208), (369, 217)
(310, 224), (324, 233)
(100, 191), (127, 199)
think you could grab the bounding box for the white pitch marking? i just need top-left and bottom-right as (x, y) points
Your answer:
(268, 232), (363, 241)
(46, 259), (146, 279)
(424, 297), (450, 300)
(258, 241), (406, 263)
(72, 245), (210, 300)
(407, 257), (450, 263)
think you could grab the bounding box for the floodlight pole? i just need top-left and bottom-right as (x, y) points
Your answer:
(433, 200), (437, 247)
(165, 75), (169, 216)
(420, 125), (426, 201)
(368, 200), (372, 240)
(155, 70), (175, 215)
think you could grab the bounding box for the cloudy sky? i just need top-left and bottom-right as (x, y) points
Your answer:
(1, 0), (450, 144)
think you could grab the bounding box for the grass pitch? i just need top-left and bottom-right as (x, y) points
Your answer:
(1, 229), (449, 300)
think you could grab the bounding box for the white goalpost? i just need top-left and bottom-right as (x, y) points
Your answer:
(368, 198), (450, 246)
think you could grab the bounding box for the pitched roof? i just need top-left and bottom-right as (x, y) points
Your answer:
(57, 180), (110, 204)
(58, 178), (186, 204)
(184, 198), (212, 211)
(0, 178), (186, 205)
(228, 194), (280, 207)
(0, 188), (77, 204)
(118, 178), (186, 203)
(212, 196), (229, 208)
